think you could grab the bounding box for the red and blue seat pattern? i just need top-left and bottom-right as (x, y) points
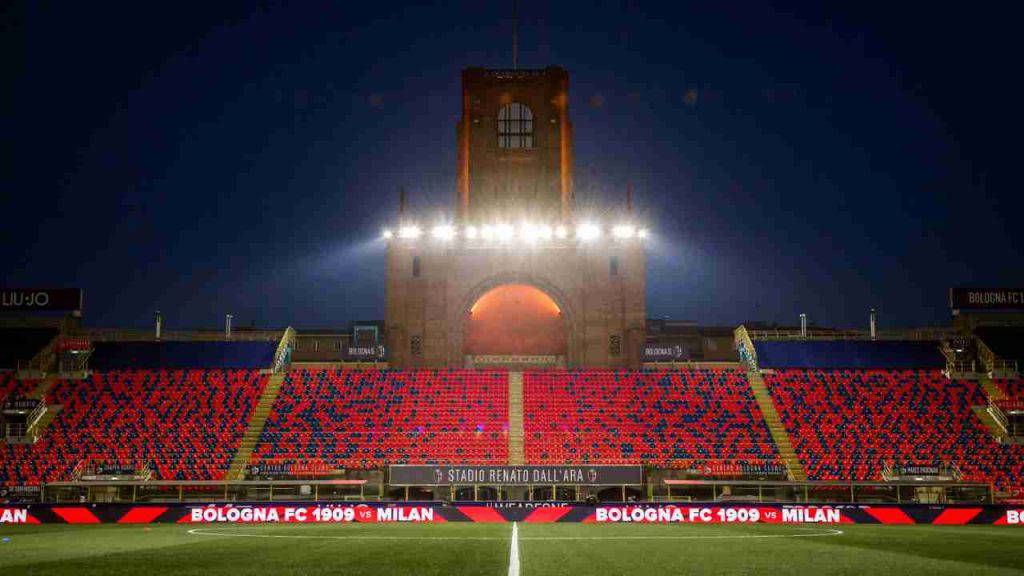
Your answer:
(523, 369), (781, 470)
(995, 379), (1024, 412)
(0, 372), (37, 402)
(0, 370), (266, 484)
(251, 370), (508, 469)
(765, 369), (1024, 489)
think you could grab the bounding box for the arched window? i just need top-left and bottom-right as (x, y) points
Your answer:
(498, 102), (533, 149)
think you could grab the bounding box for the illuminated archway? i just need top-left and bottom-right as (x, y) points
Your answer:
(463, 284), (566, 356)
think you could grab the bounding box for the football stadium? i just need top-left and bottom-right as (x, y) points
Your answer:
(4, 3), (1024, 575)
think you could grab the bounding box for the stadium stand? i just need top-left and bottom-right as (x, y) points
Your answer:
(764, 368), (1024, 489)
(994, 378), (1024, 412)
(754, 340), (944, 369)
(0, 370), (267, 484)
(251, 370), (508, 469)
(0, 327), (58, 370)
(89, 341), (277, 370)
(976, 326), (1024, 366)
(0, 372), (37, 401)
(523, 369), (782, 472)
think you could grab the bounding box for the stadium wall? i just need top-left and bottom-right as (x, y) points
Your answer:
(2, 502), (1023, 525)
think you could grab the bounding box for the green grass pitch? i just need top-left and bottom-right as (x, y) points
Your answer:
(2, 522), (1023, 575)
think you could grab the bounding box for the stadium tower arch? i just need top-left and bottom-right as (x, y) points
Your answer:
(385, 67), (647, 368)
(462, 280), (570, 360)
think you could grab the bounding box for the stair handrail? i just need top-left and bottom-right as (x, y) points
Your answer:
(987, 399), (1010, 436)
(272, 327), (296, 372)
(733, 326), (758, 371)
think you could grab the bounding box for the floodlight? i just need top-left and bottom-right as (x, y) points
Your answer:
(612, 225), (636, 239)
(576, 223), (600, 241)
(382, 229), (394, 240)
(432, 225), (456, 241)
(465, 226), (478, 239)
(398, 225), (421, 239)
(555, 225), (568, 239)
(496, 223), (515, 242)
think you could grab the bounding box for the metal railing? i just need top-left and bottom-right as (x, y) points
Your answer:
(743, 327), (959, 342)
(976, 338), (1020, 375)
(77, 328), (286, 343)
(34, 478), (995, 505)
(272, 327), (296, 372)
(988, 400), (1010, 435)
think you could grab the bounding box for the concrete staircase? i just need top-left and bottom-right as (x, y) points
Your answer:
(746, 370), (807, 481)
(972, 405), (1008, 442)
(977, 373), (1005, 401)
(31, 405), (62, 436)
(29, 376), (60, 400)
(508, 371), (525, 465)
(226, 372), (286, 480)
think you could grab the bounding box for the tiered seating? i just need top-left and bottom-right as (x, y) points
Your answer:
(765, 369), (1024, 489)
(0, 372), (36, 401)
(995, 379), (1024, 412)
(0, 370), (266, 484)
(90, 341), (277, 370)
(523, 369), (781, 469)
(253, 370), (508, 468)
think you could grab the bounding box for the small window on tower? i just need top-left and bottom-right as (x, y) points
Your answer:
(610, 256), (620, 277)
(498, 102), (534, 149)
(412, 255), (421, 277)
(609, 334), (622, 356)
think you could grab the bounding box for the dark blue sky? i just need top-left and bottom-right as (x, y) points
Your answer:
(2, 2), (1020, 331)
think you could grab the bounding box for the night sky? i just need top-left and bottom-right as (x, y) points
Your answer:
(2, 2), (1020, 331)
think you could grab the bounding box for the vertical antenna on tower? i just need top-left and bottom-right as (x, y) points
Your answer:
(399, 186), (407, 216)
(626, 182), (634, 214)
(512, 0), (519, 69)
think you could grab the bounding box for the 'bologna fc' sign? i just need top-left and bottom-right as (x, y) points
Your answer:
(0, 288), (82, 312)
(950, 287), (1024, 311)
(389, 465), (643, 486)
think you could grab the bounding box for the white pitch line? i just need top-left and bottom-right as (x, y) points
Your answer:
(508, 522), (520, 576)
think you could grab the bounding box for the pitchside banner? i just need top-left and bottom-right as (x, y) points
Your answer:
(0, 288), (82, 312)
(2, 503), (1024, 525)
(389, 465), (643, 486)
(950, 287), (1024, 310)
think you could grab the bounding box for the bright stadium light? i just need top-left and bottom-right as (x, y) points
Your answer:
(398, 225), (421, 239)
(465, 226), (478, 239)
(637, 228), (649, 240)
(537, 224), (553, 241)
(555, 225), (568, 239)
(496, 223), (515, 242)
(576, 223), (600, 241)
(432, 225), (456, 241)
(382, 229), (394, 240)
(520, 222), (551, 243)
(519, 222), (537, 243)
(612, 224), (636, 239)
(481, 225), (494, 240)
